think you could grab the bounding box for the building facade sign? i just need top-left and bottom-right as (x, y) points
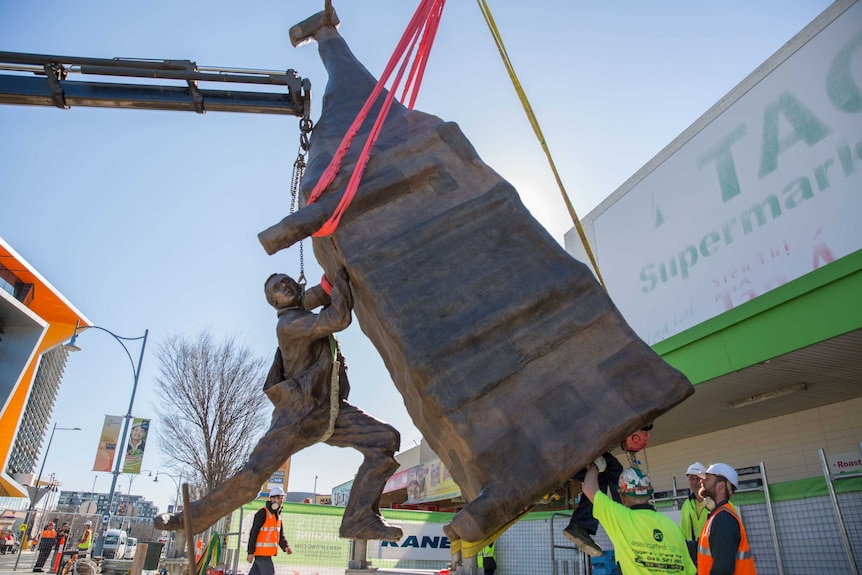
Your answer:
(592, 3), (862, 344)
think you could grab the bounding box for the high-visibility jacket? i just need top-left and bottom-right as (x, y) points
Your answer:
(77, 528), (92, 551)
(38, 528), (57, 550)
(478, 542), (496, 569)
(697, 503), (756, 575)
(253, 508), (281, 556)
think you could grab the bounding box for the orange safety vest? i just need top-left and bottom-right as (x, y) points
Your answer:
(253, 508), (281, 556)
(40, 528), (57, 544)
(697, 503), (756, 575)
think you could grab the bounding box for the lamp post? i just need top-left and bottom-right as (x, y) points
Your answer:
(14, 424), (80, 571)
(153, 472), (183, 555)
(64, 322), (148, 557)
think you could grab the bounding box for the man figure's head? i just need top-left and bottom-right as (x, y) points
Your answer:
(685, 462), (706, 501)
(268, 486), (286, 511)
(699, 463), (739, 502)
(265, 274), (303, 309)
(617, 467), (653, 507)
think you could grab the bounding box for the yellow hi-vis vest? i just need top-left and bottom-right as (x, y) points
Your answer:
(254, 508), (281, 556)
(77, 528), (92, 551)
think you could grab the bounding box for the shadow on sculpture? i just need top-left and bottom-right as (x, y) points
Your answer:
(154, 269), (402, 541)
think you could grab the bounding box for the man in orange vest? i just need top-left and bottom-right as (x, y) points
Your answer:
(697, 463), (757, 574)
(246, 487), (292, 575)
(33, 522), (57, 572)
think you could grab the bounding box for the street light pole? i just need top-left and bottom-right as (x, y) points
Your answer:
(64, 323), (148, 557)
(153, 472), (183, 555)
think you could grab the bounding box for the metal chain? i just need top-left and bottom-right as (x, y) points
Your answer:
(290, 117), (314, 288)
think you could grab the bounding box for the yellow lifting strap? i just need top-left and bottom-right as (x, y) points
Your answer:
(475, 0), (606, 290)
(450, 508), (531, 558)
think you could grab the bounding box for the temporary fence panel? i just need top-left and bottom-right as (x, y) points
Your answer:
(819, 445), (862, 575)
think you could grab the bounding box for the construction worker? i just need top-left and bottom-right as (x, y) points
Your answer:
(697, 463), (756, 574)
(76, 521), (93, 558)
(33, 522), (57, 571)
(477, 541), (496, 575)
(247, 487), (292, 575)
(680, 462), (708, 564)
(583, 460), (695, 574)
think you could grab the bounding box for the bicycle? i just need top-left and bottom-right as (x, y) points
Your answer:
(59, 551), (99, 575)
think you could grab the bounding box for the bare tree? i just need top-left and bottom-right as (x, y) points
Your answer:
(153, 332), (269, 493)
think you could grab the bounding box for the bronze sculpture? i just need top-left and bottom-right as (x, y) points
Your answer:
(256, 10), (694, 544)
(155, 269), (402, 541)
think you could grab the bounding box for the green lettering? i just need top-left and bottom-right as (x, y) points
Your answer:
(699, 232), (721, 257)
(722, 217), (738, 246)
(813, 159), (834, 192)
(741, 195), (782, 234)
(759, 92), (832, 178)
(783, 177), (814, 209)
(697, 123), (747, 203)
(827, 30), (862, 113)
(838, 143), (856, 176)
(640, 264), (658, 293)
(678, 245), (698, 279)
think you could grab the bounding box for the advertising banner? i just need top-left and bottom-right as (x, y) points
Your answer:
(406, 459), (461, 504)
(371, 522), (452, 561)
(92, 415), (122, 472)
(122, 418), (150, 473)
(591, 3), (862, 345)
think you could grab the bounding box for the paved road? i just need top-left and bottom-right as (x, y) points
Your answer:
(0, 548), (40, 574)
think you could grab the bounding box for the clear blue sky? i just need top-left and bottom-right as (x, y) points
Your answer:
(0, 0), (831, 513)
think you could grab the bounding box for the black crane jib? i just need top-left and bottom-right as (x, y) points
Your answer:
(0, 51), (311, 117)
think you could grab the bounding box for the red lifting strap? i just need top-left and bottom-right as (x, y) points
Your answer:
(307, 0), (447, 237)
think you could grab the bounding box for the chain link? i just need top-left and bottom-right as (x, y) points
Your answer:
(290, 117), (313, 287)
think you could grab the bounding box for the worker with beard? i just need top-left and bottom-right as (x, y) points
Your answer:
(697, 463), (756, 574)
(247, 487), (292, 575)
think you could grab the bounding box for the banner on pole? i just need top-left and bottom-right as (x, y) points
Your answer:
(122, 418), (151, 473)
(93, 415), (122, 472)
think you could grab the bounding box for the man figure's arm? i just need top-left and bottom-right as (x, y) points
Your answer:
(281, 268), (353, 339)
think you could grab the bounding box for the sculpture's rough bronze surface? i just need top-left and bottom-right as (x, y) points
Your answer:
(257, 17), (694, 543)
(154, 271), (402, 541)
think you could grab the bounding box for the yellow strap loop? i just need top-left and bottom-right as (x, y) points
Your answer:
(475, 0), (606, 290)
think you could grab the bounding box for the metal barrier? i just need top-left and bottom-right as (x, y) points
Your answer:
(549, 511), (589, 575)
(819, 445), (862, 575)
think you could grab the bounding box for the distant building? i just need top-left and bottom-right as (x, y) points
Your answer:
(56, 490), (158, 521)
(0, 236), (89, 499)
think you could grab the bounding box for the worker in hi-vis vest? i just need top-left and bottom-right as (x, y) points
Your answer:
(247, 487), (292, 575)
(76, 521), (93, 558)
(478, 541), (497, 575)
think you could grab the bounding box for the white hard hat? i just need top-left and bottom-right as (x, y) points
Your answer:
(704, 463), (739, 489)
(269, 486), (285, 497)
(84, 521), (92, 527)
(686, 462), (707, 476)
(618, 467), (653, 496)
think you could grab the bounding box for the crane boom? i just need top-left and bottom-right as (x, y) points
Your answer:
(0, 51), (310, 116)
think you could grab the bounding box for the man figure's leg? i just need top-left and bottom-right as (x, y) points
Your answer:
(325, 402), (402, 540)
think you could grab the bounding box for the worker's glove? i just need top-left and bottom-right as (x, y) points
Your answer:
(592, 456), (607, 473)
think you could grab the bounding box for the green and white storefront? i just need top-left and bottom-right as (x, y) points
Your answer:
(565, 1), (862, 573)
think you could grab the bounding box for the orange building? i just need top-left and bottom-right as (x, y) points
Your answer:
(0, 236), (89, 497)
